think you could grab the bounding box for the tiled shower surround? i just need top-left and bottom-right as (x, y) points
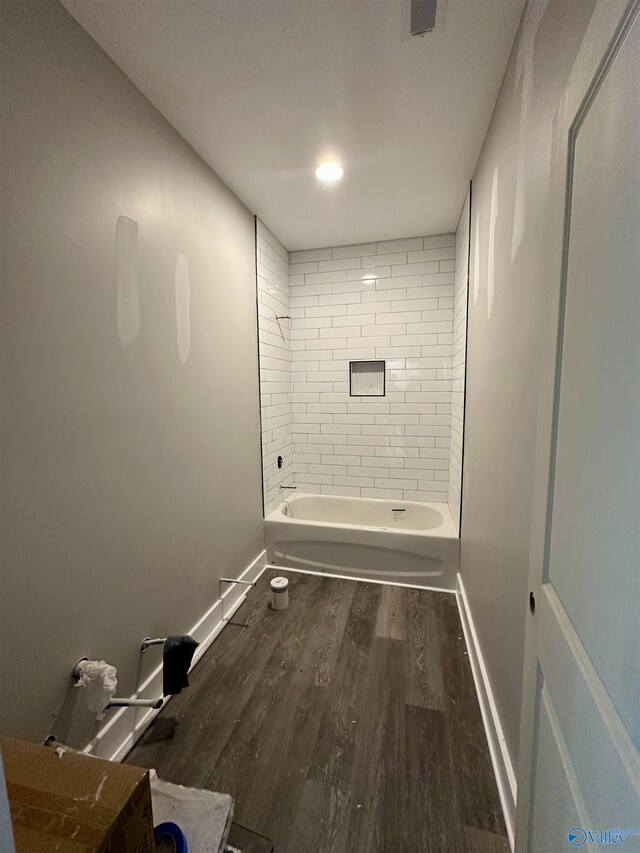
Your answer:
(289, 235), (455, 504)
(257, 222), (468, 523)
(256, 221), (293, 515)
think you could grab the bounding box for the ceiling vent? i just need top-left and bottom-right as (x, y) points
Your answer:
(409, 0), (447, 36)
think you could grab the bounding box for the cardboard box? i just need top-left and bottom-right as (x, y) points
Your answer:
(1, 738), (154, 852)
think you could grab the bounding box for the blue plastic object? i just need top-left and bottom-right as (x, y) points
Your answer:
(154, 821), (189, 853)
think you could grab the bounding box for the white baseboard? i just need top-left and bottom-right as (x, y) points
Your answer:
(83, 550), (268, 763)
(455, 573), (517, 850)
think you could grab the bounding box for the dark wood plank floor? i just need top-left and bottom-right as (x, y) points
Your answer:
(126, 570), (508, 853)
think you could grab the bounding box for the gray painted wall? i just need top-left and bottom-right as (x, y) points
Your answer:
(461, 0), (598, 774)
(0, 0), (263, 747)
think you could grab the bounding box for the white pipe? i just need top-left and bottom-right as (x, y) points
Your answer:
(140, 637), (166, 653)
(108, 697), (163, 709)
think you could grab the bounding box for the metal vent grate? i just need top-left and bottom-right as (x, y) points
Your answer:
(411, 0), (438, 35)
(350, 361), (385, 397)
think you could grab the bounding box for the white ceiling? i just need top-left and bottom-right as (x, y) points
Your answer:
(61, 0), (525, 250)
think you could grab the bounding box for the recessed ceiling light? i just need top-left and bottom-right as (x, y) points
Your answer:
(315, 162), (344, 182)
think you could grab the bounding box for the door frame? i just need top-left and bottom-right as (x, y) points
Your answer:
(514, 1), (640, 848)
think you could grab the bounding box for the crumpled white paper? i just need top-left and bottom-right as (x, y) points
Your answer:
(74, 659), (117, 720)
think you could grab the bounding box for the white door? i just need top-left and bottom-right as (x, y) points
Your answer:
(515, 2), (640, 851)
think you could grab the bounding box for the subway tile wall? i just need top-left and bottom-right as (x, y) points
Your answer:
(256, 220), (293, 515)
(289, 235), (456, 505)
(449, 189), (470, 526)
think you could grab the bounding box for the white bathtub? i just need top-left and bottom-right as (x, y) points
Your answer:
(264, 493), (460, 590)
